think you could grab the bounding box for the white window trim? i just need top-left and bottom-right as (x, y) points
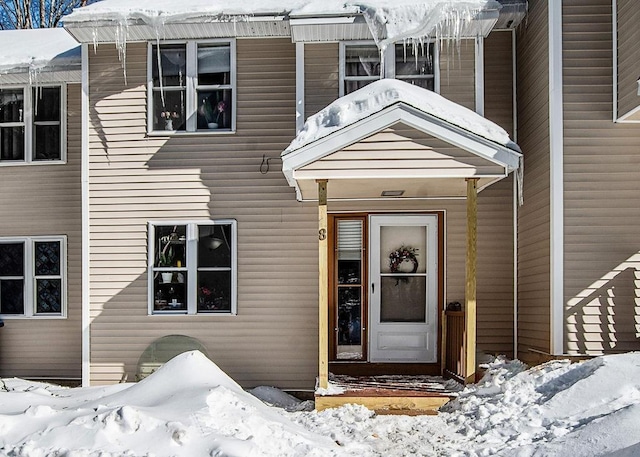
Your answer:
(147, 220), (238, 316)
(147, 39), (237, 136)
(0, 84), (67, 166)
(0, 235), (67, 319)
(339, 41), (439, 97)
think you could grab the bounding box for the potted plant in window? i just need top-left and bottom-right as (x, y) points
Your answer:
(199, 97), (226, 129)
(157, 241), (175, 284)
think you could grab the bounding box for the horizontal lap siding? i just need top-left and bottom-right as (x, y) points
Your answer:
(616, 0), (640, 118)
(477, 32), (516, 357)
(516, 0), (552, 362)
(563, 0), (640, 355)
(440, 39), (476, 110)
(88, 40), (320, 389)
(304, 43), (339, 117)
(0, 85), (83, 379)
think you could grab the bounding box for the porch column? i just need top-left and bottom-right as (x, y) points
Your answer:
(465, 178), (478, 383)
(317, 179), (329, 389)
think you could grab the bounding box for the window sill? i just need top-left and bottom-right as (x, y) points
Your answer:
(0, 160), (66, 167)
(147, 129), (236, 137)
(2, 314), (67, 320)
(150, 311), (236, 317)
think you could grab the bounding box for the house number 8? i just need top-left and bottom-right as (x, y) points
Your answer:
(319, 228), (327, 241)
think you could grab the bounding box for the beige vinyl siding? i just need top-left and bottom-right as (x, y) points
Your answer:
(304, 43), (339, 117)
(516, 0), (552, 362)
(299, 126), (505, 176)
(616, 0), (640, 119)
(485, 31), (514, 136)
(563, 0), (640, 355)
(439, 39), (476, 110)
(0, 84), (83, 379)
(88, 39), (321, 389)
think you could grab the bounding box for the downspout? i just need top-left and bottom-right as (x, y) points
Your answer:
(475, 35), (484, 116)
(612, 0), (618, 123)
(296, 42), (305, 134)
(81, 43), (91, 386)
(512, 28), (518, 358)
(549, 0), (565, 356)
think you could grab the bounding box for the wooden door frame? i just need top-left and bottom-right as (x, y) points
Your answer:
(328, 211), (445, 376)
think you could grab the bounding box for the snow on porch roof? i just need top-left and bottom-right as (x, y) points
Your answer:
(284, 79), (521, 156)
(0, 28), (80, 75)
(281, 79), (523, 201)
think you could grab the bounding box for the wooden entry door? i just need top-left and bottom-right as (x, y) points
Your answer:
(369, 215), (438, 363)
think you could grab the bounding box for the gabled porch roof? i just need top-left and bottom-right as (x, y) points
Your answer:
(282, 79), (522, 201)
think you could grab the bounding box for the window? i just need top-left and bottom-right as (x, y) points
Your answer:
(0, 86), (64, 163)
(149, 221), (237, 315)
(0, 237), (66, 318)
(149, 40), (235, 133)
(340, 42), (437, 96)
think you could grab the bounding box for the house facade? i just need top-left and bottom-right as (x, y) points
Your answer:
(0, 0), (638, 390)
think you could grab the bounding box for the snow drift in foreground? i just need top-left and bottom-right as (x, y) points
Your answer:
(2, 351), (640, 456)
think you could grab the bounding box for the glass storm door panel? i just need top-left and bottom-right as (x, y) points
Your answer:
(369, 215), (438, 362)
(335, 219), (365, 360)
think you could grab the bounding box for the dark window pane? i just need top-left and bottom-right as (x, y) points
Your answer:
(395, 43), (435, 77)
(0, 243), (23, 276)
(380, 276), (426, 323)
(398, 77), (434, 91)
(152, 89), (186, 131)
(198, 225), (231, 268)
(0, 89), (24, 123)
(33, 124), (61, 160)
(151, 44), (186, 87)
(197, 89), (232, 130)
(338, 287), (361, 345)
(155, 225), (186, 268)
(153, 280), (187, 312)
(197, 270), (231, 312)
(36, 278), (62, 313)
(32, 87), (61, 122)
(198, 44), (231, 86)
(1, 126), (24, 160)
(0, 279), (24, 314)
(345, 80), (374, 94)
(345, 45), (380, 77)
(35, 241), (61, 276)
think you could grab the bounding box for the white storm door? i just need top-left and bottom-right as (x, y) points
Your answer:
(369, 215), (438, 362)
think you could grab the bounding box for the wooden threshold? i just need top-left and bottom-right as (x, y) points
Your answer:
(315, 374), (460, 415)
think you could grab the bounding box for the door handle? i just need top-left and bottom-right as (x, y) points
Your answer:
(371, 283), (375, 294)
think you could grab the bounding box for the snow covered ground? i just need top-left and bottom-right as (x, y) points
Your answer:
(1, 350), (640, 456)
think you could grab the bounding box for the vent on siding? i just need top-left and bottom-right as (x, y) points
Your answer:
(337, 220), (363, 261)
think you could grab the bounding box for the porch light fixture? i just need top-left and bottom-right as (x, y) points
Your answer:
(381, 190), (405, 197)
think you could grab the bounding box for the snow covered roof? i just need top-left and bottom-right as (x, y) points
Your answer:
(281, 79), (522, 201)
(63, 0), (524, 44)
(0, 28), (81, 84)
(285, 78), (520, 155)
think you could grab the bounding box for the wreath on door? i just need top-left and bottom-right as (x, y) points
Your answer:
(389, 245), (419, 273)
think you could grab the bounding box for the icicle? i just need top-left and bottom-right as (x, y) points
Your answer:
(114, 18), (129, 85)
(91, 27), (99, 54)
(517, 156), (524, 206)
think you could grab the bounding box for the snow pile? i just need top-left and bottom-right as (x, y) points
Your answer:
(441, 353), (640, 455)
(0, 351), (337, 457)
(284, 78), (517, 154)
(0, 28), (80, 74)
(3, 352), (640, 456)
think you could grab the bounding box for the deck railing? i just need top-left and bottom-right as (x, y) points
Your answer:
(443, 310), (465, 381)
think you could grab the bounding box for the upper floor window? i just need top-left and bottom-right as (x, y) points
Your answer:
(0, 236), (66, 318)
(340, 42), (437, 96)
(0, 86), (64, 164)
(148, 221), (237, 315)
(149, 40), (236, 134)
